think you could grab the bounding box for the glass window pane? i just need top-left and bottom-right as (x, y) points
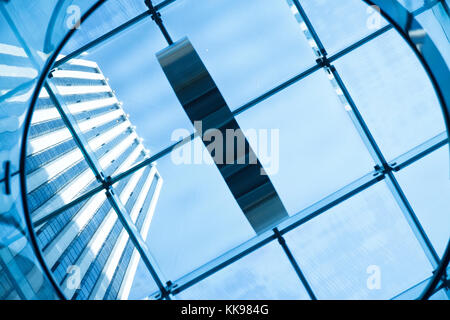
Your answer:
(83, 19), (194, 161)
(63, 0), (149, 54)
(147, 137), (256, 280)
(396, 0), (425, 12)
(334, 29), (446, 160)
(299, 0), (388, 55)
(284, 181), (433, 299)
(176, 241), (311, 300)
(0, 174), (58, 299)
(128, 257), (158, 300)
(394, 145), (450, 257)
(161, 0), (317, 110)
(235, 70), (375, 216)
(416, 5), (450, 67)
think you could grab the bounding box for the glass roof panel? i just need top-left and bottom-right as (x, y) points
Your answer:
(176, 241), (311, 299)
(146, 137), (256, 280)
(284, 181), (433, 299)
(235, 70), (375, 216)
(160, 0), (317, 110)
(85, 19), (194, 161)
(395, 145), (450, 258)
(333, 29), (446, 161)
(298, 0), (388, 56)
(416, 5), (450, 67)
(63, 0), (149, 54)
(396, 0), (426, 12)
(0, 11), (38, 179)
(128, 254), (158, 300)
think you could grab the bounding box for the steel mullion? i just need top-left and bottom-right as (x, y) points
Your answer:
(53, 11), (151, 68)
(273, 228), (317, 300)
(171, 171), (382, 295)
(106, 26), (395, 187)
(291, 0), (444, 293)
(390, 131), (448, 171)
(53, 0), (177, 68)
(332, 67), (440, 268)
(32, 184), (105, 227)
(105, 188), (170, 299)
(44, 81), (105, 182)
(330, 67), (441, 267)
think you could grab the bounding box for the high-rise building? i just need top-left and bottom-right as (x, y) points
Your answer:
(1, 45), (163, 300)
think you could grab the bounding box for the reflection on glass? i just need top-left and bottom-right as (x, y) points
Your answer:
(299, 0), (388, 55)
(177, 241), (311, 300)
(63, 0), (149, 54)
(236, 70), (375, 216)
(0, 175), (57, 299)
(284, 181), (433, 299)
(161, 0), (317, 110)
(334, 30), (445, 160)
(147, 137), (256, 280)
(395, 145), (450, 257)
(85, 19), (194, 158)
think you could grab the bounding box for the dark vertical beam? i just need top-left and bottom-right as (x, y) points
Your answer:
(156, 38), (289, 234)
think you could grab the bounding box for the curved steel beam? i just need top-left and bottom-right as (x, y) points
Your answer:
(18, 0), (107, 300)
(363, 0), (450, 300)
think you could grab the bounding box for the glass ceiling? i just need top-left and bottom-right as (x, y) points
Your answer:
(2, 0), (448, 300)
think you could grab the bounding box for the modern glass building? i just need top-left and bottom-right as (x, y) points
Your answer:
(0, 0), (449, 300)
(1, 47), (162, 299)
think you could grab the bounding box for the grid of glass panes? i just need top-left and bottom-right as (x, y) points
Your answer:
(22, 0), (450, 299)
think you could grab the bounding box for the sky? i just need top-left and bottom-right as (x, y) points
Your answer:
(63, 0), (450, 299)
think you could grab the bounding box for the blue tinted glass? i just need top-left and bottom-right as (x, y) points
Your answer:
(395, 145), (450, 257)
(284, 181), (433, 299)
(176, 241), (311, 300)
(147, 137), (255, 280)
(86, 19), (194, 157)
(236, 70), (375, 215)
(299, 0), (388, 55)
(161, 0), (317, 110)
(416, 5), (450, 67)
(334, 29), (446, 160)
(63, 0), (149, 54)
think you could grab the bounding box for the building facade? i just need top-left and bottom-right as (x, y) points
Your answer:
(0, 47), (162, 300)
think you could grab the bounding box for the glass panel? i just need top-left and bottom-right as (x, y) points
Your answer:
(284, 181), (433, 299)
(430, 288), (449, 300)
(416, 4), (450, 67)
(396, 0), (426, 12)
(82, 19), (194, 160)
(299, 0), (388, 55)
(394, 145), (450, 257)
(334, 29), (446, 160)
(127, 258), (158, 300)
(161, 0), (317, 110)
(24, 106), (101, 225)
(1, 0), (93, 59)
(0, 11), (38, 180)
(235, 70), (375, 216)
(109, 165), (161, 300)
(35, 190), (136, 300)
(63, 0), (149, 54)
(147, 137), (255, 280)
(176, 241), (311, 300)
(0, 174), (57, 299)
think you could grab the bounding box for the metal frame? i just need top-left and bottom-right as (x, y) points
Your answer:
(13, 0), (450, 299)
